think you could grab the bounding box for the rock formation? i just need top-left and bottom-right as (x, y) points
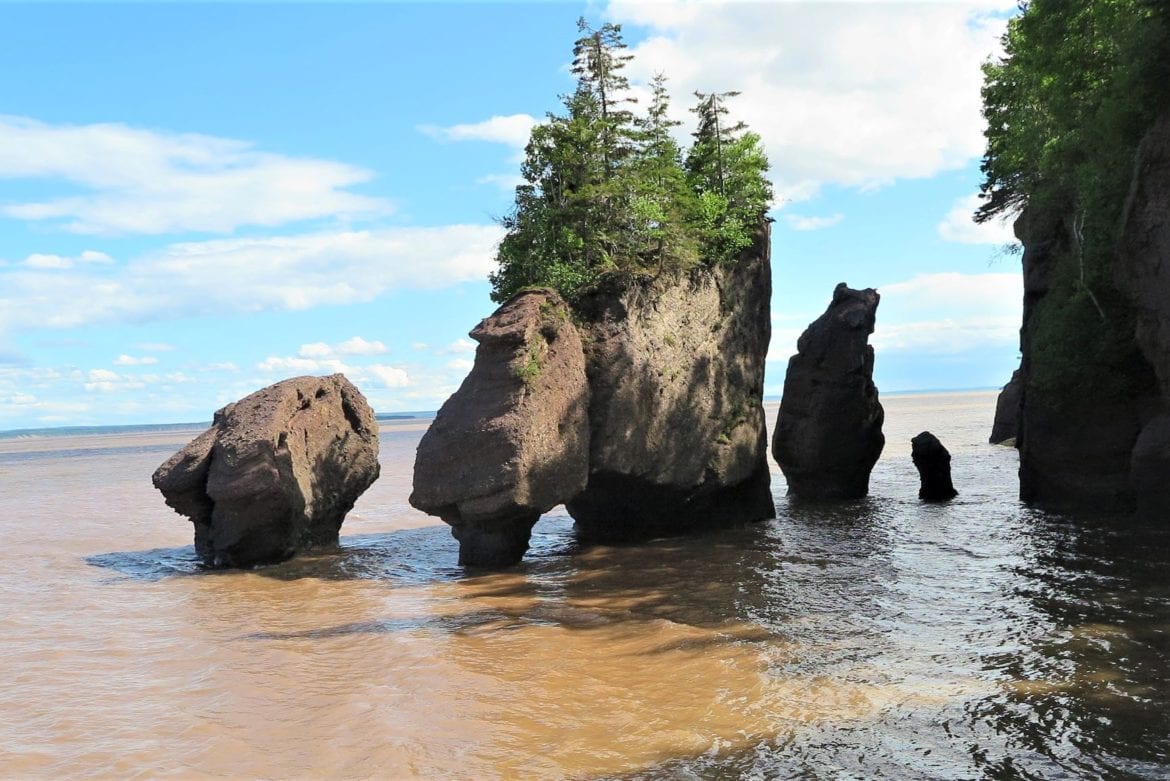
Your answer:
(153, 374), (380, 568)
(411, 222), (776, 567)
(989, 369), (1022, 446)
(410, 290), (590, 567)
(1011, 112), (1170, 514)
(911, 431), (958, 502)
(772, 283), (884, 500)
(1119, 109), (1170, 522)
(567, 224), (774, 540)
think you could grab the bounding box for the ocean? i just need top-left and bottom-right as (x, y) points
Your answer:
(1, 390), (1167, 779)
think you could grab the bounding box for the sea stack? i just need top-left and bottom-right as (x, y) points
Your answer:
(911, 431), (958, 502)
(411, 222), (776, 567)
(153, 374), (380, 568)
(772, 283), (884, 500)
(410, 290), (590, 567)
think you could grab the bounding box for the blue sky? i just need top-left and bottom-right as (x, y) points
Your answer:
(0, 0), (1021, 430)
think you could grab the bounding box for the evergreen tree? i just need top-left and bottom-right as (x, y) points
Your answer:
(489, 20), (773, 302)
(686, 91), (772, 261)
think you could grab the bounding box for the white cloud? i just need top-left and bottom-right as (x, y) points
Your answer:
(298, 336), (388, 359)
(0, 115), (391, 235)
(784, 213), (844, 231)
(79, 250), (113, 264)
(255, 353), (412, 391)
(446, 358), (475, 372)
(606, 0), (1014, 202)
(114, 354), (159, 366)
(84, 367), (145, 393)
(938, 193), (1018, 244)
(0, 224), (503, 336)
(24, 253), (74, 269)
(367, 364), (412, 388)
(419, 114), (537, 148)
(136, 342), (174, 352)
(411, 342), (429, 351)
(873, 271), (1021, 353)
(441, 338), (476, 355)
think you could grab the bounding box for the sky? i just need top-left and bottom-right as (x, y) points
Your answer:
(0, 0), (1024, 431)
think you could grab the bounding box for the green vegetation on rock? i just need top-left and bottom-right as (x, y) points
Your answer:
(489, 19), (773, 303)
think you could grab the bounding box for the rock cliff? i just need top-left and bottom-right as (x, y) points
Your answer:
(772, 283), (884, 499)
(1012, 110), (1170, 514)
(989, 368), (1022, 446)
(411, 222), (775, 566)
(567, 223), (774, 540)
(153, 374), (380, 567)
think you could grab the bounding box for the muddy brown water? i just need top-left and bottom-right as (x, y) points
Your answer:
(1, 392), (1167, 779)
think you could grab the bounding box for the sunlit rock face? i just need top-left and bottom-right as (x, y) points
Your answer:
(773, 283), (884, 500)
(153, 374), (380, 568)
(567, 221), (775, 541)
(410, 289), (590, 568)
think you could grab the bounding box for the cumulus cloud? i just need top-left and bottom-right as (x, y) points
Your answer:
(256, 353), (413, 390)
(0, 115), (391, 235)
(784, 213), (844, 231)
(938, 193), (1018, 245)
(0, 224), (503, 335)
(113, 354), (159, 366)
(298, 337), (388, 359)
(419, 114), (538, 148)
(446, 358), (475, 372)
(768, 272), (1022, 362)
(440, 338), (476, 355)
(605, 0), (1013, 202)
(872, 271), (1021, 353)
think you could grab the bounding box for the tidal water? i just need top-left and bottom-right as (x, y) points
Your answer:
(1, 391), (1167, 779)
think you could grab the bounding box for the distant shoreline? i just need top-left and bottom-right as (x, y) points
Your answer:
(0, 389), (998, 441)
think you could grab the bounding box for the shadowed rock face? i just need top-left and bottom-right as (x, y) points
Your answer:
(410, 223), (775, 567)
(911, 431), (958, 502)
(568, 224), (775, 540)
(990, 369), (1022, 446)
(153, 374), (380, 568)
(410, 289), (590, 567)
(1120, 110), (1170, 523)
(773, 283), (884, 500)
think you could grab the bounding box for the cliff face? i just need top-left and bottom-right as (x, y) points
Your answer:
(1118, 110), (1170, 522)
(412, 222), (775, 566)
(567, 223), (775, 539)
(1014, 111), (1170, 514)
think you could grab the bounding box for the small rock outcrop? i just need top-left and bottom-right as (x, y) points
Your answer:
(411, 222), (776, 567)
(410, 290), (589, 567)
(153, 374), (380, 568)
(773, 283), (885, 499)
(567, 225), (775, 540)
(989, 369), (1022, 446)
(911, 431), (958, 502)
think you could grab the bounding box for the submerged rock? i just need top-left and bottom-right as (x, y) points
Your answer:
(911, 431), (958, 502)
(567, 224), (775, 540)
(410, 289), (589, 567)
(773, 283), (884, 500)
(153, 374), (380, 568)
(989, 369), (1022, 446)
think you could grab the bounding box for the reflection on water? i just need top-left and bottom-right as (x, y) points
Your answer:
(1, 393), (1168, 779)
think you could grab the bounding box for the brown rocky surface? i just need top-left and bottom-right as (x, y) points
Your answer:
(566, 223), (775, 540)
(772, 283), (884, 500)
(153, 374), (380, 568)
(410, 289), (589, 567)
